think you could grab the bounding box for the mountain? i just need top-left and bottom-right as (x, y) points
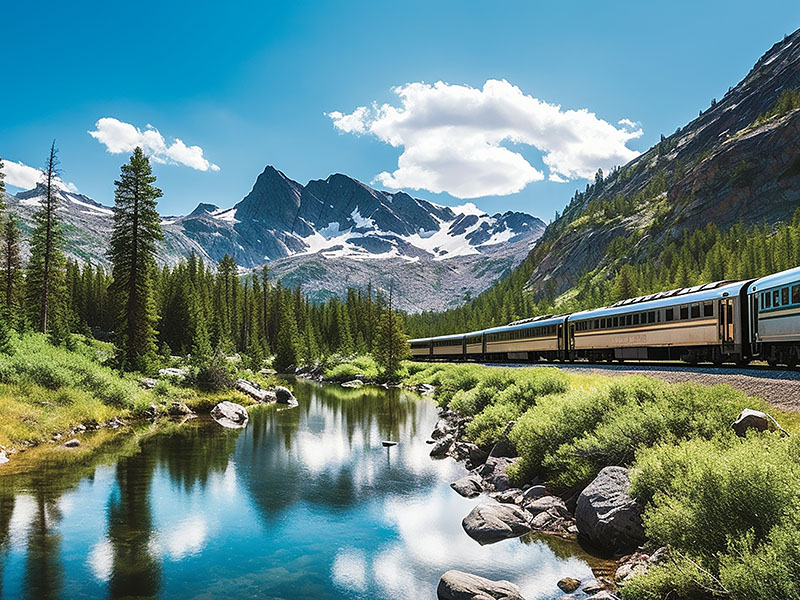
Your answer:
(3, 170), (545, 312)
(522, 27), (800, 302)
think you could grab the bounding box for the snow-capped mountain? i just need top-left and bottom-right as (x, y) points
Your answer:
(4, 167), (545, 311)
(165, 166), (545, 266)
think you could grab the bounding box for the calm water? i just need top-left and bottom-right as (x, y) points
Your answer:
(0, 379), (596, 599)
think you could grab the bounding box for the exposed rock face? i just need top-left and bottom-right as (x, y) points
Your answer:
(210, 401), (249, 429)
(437, 570), (526, 600)
(523, 28), (800, 302)
(462, 503), (532, 544)
(576, 467), (646, 556)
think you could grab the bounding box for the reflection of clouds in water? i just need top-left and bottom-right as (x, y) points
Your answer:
(7, 494), (36, 550)
(332, 547), (368, 593)
(87, 538), (113, 581)
(153, 514), (209, 560)
(209, 459), (238, 500)
(297, 427), (365, 474)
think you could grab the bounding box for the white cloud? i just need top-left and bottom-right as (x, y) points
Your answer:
(88, 117), (220, 172)
(328, 79), (643, 199)
(2, 159), (79, 193)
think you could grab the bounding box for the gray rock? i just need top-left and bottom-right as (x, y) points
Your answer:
(0, 450), (9, 465)
(582, 580), (605, 594)
(468, 444), (490, 467)
(462, 503), (532, 544)
(489, 438), (516, 458)
(430, 435), (454, 457)
(210, 401), (249, 429)
(236, 378), (275, 402)
(341, 379), (364, 388)
(526, 495), (569, 517)
(64, 438), (81, 448)
(490, 488), (523, 505)
(586, 593), (620, 600)
(451, 475), (484, 498)
(557, 577), (581, 593)
(431, 419), (453, 439)
(522, 485), (547, 501)
(575, 467), (645, 556)
(159, 367), (188, 379)
(168, 401), (194, 417)
(275, 386), (298, 407)
(437, 570), (526, 600)
(732, 408), (781, 436)
(416, 383), (435, 395)
(476, 457), (518, 491)
(138, 377), (157, 389)
(530, 508), (573, 534)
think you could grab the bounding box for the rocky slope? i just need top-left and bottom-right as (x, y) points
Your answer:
(4, 170), (545, 312)
(523, 27), (800, 300)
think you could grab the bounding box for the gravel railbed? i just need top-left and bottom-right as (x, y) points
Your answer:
(487, 362), (800, 412)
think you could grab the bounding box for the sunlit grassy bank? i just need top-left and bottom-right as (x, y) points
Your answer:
(401, 362), (800, 600)
(0, 333), (264, 452)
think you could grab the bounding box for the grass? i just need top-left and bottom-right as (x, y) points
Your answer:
(403, 361), (800, 599)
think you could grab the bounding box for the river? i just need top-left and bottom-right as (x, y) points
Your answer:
(0, 379), (601, 599)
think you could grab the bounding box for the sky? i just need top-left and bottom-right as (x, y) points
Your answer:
(2, 0), (799, 219)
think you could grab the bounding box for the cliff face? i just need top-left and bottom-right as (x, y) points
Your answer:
(524, 29), (800, 300)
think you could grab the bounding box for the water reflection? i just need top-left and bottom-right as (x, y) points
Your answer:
(0, 379), (600, 599)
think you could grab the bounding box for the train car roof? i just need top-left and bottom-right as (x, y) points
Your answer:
(569, 280), (747, 320)
(408, 332), (464, 343)
(479, 315), (568, 335)
(750, 267), (800, 293)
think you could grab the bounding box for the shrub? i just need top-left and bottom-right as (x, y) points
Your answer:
(323, 354), (380, 382)
(464, 401), (523, 447)
(191, 352), (236, 392)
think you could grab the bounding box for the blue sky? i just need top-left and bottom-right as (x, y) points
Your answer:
(2, 0), (799, 219)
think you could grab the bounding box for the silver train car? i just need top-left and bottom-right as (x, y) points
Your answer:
(409, 266), (800, 367)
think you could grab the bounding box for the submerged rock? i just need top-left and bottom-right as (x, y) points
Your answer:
(575, 467), (645, 556)
(275, 386), (298, 407)
(462, 502), (532, 544)
(437, 569), (526, 600)
(210, 401), (249, 429)
(341, 379), (364, 388)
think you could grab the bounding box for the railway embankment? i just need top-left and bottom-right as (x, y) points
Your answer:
(402, 362), (800, 600)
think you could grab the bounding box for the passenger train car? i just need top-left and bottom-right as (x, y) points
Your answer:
(409, 266), (800, 368)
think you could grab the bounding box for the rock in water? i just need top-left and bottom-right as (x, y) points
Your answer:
(430, 435), (454, 457)
(210, 401), (249, 429)
(235, 378), (275, 402)
(341, 379), (364, 388)
(575, 466), (645, 555)
(557, 577), (581, 593)
(437, 570), (526, 600)
(462, 503), (532, 544)
(450, 475), (484, 498)
(275, 386), (298, 407)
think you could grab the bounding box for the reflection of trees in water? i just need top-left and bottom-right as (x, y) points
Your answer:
(237, 380), (439, 521)
(107, 446), (161, 599)
(0, 493), (14, 596)
(152, 421), (240, 491)
(23, 487), (63, 600)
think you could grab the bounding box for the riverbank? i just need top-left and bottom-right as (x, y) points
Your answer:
(399, 362), (800, 600)
(0, 333), (285, 462)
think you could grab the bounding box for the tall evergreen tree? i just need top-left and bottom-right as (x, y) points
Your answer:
(373, 286), (410, 380)
(26, 141), (67, 338)
(108, 148), (164, 371)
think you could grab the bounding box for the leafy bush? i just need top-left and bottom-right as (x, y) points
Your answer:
(323, 354), (380, 382)
(191, 352), (236, 392)
(464, 401), (523, 447)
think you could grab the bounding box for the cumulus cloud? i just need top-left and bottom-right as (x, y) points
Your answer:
(328, 79), (642, 199)
(2, 159), (79, 192)
(88, 117), (220, 172)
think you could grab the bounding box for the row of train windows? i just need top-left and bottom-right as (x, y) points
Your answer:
(466, 336), (482, 345)
(432, 340), (461, 348)
(486, 325), (557, 342)
(760, 285), (800, 311)
(410, 342), (430, 349)
(574, 301), (714, 332)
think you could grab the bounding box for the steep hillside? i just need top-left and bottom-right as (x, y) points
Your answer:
(407, 28), (800, 335)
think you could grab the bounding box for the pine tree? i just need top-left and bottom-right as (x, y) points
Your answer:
(373, 286), (410, 380)
(26, 141), (68, 338)
(0, 156), (6, 212)
(108, 148), (164, 371)
(0, 214), (21, 324)
(274, 291), (298, 372)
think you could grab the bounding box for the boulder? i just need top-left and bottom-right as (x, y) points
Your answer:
(64, 438), (81, 448)
(462, 503), (532, 544)
(732, 408), (783, 436)
(437, 570), (525, 600)
(490, 488), (523, 505)
(235, 378), (275, 402)
(489, 438), (516, 459)
(451, 475), (484, 498)
(575, 467), (645, 556)
(432, 419), (453, 439)
(521, 485), (548, 502)
(138, 377), (157, 389)
(526, 495), (569, 517)
(557, 577), (581, 593)
(416, 383), (435, 395)
(275, 386), (298, 407)
(341, 379), (364, 388)
(210, 401), (249, 429)
(158, 367), (188, 379)
(0, 450), (9, 466)
(475, 457), (518, 491)
(468, 444), (490, 468)
(582, 580), (605, 594)
(430, 435), (454, 457)
(530, 508), (574, 535)
(168, 401), (194, 417)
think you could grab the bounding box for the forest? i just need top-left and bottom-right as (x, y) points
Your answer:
(0, 145), (410, 380)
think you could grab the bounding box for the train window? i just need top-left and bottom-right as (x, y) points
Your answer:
(593, 319), (599, 329)
(665, 308), (674, 321)
(691, 303), (700, 318)
(626, 314), (632, 326)
(763, 293), (771, 310)
(774, 289), (781, 306)
(613, 316), (619, 327)
(680, 306), (689, 320)
(793, 285), (800, 304)
(704, 301), (713, 317)
(648, 311), (656, 323)
(782, 287), (789, 306)
(633, 313), (640, 325)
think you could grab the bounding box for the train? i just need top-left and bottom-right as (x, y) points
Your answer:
(409, 266), (800, 368)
